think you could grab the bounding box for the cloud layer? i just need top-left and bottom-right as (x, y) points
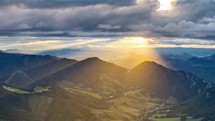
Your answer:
(0, 0), (215, 41)
(0, 0), (135, 8)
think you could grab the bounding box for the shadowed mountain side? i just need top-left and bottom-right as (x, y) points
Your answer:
(174, 87), (215, 120)
(0, 86), (86, 121)
(26, 58), (78, 81)
(127, 61), (207, 101)
(0, 51), (58, 82)
(162, 54), (215, 83)
(38, 57), (127, 87)
(0, 84), (15, 97)
(4, 58), (78, 89)
(4, 70), (34, 89)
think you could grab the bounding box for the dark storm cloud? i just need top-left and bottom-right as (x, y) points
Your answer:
(0, 1), (157, 32)
(0, 0), (135, 8)
(1, 0), (215, 40)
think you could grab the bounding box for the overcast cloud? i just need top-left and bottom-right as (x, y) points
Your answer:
(0, 0), (215, 48)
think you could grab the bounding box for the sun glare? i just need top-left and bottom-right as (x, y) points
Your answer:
(157, 0), (173, 11)
(132, 37), (147, 43)
(106, 37), (167, 68)
(125, 37), (148, 48)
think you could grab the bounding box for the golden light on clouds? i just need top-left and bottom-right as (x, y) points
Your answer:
(130, 37), (147, 44)
(124, 37), (148, 47)
(102, 36), (166, 68)
(24, 40), (61, 46)
(107, 37), (152, 48)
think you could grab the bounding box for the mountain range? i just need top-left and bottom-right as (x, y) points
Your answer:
(0, 51), (214, 120)
(161, 53), (215, 83)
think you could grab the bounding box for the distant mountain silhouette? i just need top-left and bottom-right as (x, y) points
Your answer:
(27, 58), (78, 81)
(162, 54), (215, 82)
(0, 51), (58, 82)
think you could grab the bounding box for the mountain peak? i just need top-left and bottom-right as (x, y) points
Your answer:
(83, 57), (102, 62)
(39, 56), (127, 87)
(77, 57), (105, 66)
(61, 58), (77, 62)
(134, 61), (167, 71)
(127, 61), (206, 100)
(140, 61), (158, 65)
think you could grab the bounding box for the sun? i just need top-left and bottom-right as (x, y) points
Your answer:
(136, 0), (173, 11)
(105, 37), (151, 48)
(125, 37), (148, 48)
(132, 37), (147, 44)
(157, 0), (173, 11)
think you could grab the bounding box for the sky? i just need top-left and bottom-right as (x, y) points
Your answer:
(1, 0), (215, 60)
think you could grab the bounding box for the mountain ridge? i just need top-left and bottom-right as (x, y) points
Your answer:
(0, 52), (208, 101)
(0, 52), (214, 121)
(127, 61), (207, 101)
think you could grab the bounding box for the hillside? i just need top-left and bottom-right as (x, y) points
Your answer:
(162, 54), (215, 83)
(0, 52), (212, 121)
(177, 87), (215, 120)
(127, 61), (207, 101)
(0, 84), (157, 121)
(38, 57), (127, 87)
(27, 58), (78, 81)
(4, 70), (34, 89)
(0, 51), (58, 82)
(0, 52), (208, 101)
